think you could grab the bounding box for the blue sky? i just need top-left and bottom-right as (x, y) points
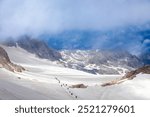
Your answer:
(0, 0), (150, 55)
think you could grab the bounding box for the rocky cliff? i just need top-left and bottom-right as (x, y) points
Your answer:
(0, 46), (25, 72)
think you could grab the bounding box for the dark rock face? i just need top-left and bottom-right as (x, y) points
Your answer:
(4, 36), (62, 61)
(0, 46), (11, 63)
(0, 46), (25, 72)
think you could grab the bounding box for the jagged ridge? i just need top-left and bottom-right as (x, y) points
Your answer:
(61, 50), (143, 75)
(4, 36), (62, 61)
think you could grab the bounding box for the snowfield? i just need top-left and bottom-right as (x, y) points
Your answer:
(0, 46), (150, 100)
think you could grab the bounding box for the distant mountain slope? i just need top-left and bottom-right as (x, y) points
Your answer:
(42, 27), (150, 64)
(4, 36), (62, 61)
(3, 36), (144, 75)
(61, 50), (143, 75)
(0, 46), (25, 72)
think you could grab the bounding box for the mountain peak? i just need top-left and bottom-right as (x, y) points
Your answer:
(4, 36), (62, 61)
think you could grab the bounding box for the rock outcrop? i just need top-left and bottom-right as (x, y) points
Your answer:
(122, 65), (150, 80)
(0, 46), (25, 72)
(70, 84), (87, 88)
(101, 65), (150, 87)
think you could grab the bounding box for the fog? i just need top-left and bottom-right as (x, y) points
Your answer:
(0, 0), (150, 38)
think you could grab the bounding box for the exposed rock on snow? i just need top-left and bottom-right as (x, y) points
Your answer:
(101, 79), (127, 87)
(122, 65), (150, 80)
(70, 84), (87, 88)
(101, 65), (150, 87)
(0, 46), (25, 72)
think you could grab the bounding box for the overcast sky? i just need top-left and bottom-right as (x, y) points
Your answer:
(0, 0), (150, 38)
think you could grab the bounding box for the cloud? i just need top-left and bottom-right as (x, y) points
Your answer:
(143, 39), (150, 44)
(0, 0), (150, 38)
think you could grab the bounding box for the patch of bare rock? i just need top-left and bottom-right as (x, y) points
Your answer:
(70, 84), (88, 88)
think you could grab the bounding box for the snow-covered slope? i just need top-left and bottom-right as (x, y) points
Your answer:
(0, 46), (149, 100)
(70, 73), (150, 100)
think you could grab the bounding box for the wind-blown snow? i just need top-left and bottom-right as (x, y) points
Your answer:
(0, 46), (150, 100)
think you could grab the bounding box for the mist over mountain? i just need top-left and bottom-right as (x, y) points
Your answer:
(1, 0), (150, 39)
(1, 0), (150, 100)
(4, 36), (62, 61)
(2, 36), (144, 75)
(139, 30), (150, 64)
(0, 0), (150, 73)
(0, 0), (150, 63)
(40, 25), (150, 64)
(42, 27), (142, 51)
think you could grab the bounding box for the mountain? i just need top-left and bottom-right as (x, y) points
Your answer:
(41, 26), (150, 65)
(0, 45), (150, 100)
(60, 50), (143, 75)
(0, 46), (25, 72)
(4, 36), (62, 61)
(3, 36), (144, 74)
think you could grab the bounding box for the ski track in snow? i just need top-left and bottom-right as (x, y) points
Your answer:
(54, 77), (78, 99)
